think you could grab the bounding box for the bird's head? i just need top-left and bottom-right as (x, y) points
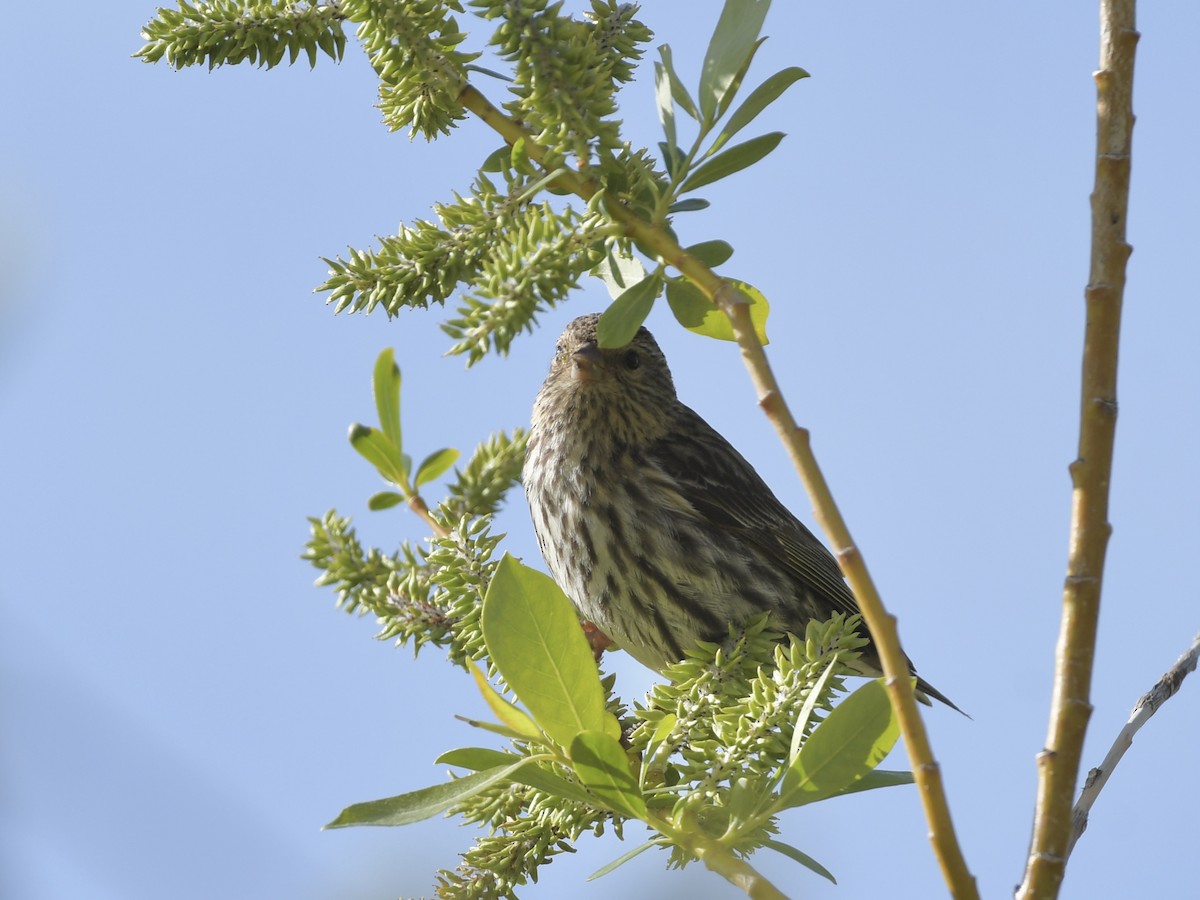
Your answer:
(533, 313), (679, 443)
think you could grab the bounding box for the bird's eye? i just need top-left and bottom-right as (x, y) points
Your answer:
(622, 350), (641, 370)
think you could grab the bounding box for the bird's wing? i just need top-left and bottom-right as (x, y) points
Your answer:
(646, 406), (970, 713)
(646, 405), (864, 621)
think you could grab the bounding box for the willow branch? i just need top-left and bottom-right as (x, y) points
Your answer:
(1016, 2), (1138, 897)
(1066, 630), (1200, 857)
(656, 814), (787, 900)
(460, 77), (977, 900)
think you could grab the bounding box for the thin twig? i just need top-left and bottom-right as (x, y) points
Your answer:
(1066, 631), (1200, 857)
(407, 494), (450, 538)
(1016, 2), (1138, 897)
(461, 64), (978, 900)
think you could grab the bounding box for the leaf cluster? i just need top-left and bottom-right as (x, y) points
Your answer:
(326, 556), (911, 894)
(303, 352), (914, 895)
(472, 0), (652, 164)
(136, 0), (806, 360)
(304, 349), (528, 664)
(139, 3), (893, 895)
(136, 0), (348, 69)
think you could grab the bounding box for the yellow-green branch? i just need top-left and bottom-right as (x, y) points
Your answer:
(460, 74), (977, 899)
(1016, 2), (1138, 897)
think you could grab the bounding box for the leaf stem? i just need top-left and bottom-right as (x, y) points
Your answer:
(408, 494), (449, 538)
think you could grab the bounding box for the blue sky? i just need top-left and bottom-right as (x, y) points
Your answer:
(3, 2), (1198, 898)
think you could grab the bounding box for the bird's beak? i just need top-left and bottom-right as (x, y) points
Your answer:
(572, 341), (603, 381)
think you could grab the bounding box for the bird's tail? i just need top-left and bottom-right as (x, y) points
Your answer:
(916, 676), (969, 718)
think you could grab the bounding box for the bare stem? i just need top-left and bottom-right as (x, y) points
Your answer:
(407, 494), (449, 538)
(461, 54), (978, 900)
(1066, 631), (1200, 857)
(1016, 2), (1138, 897)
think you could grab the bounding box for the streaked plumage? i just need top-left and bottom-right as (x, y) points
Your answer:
(524, 313), (960, 712)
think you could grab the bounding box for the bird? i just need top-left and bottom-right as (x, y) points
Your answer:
(523, 312), (961, 712)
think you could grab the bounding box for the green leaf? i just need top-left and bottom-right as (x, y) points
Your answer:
(781, 679), (900, 806)
(367, 491), (405, 511)
(588, 841), (659, 881)
(510, 137), (535, 175)
(679, 131), (784, 193)
(437, 747), (594, 804)
(480, 145), (510, 173)
(788, 659), (838, 765)
(466, 659), (542, 741)
(414, 447), (460, 487)
(762, 839), (837, 884)
(658, 45), (699, 122)
(711, 66), (809, 154)
(436, 747), (514, 771)
(665, 278), (769, 345)
(775, 768), (913, 813)
(644, 712), (677, 766)
(324, 761), (527, 828)
(666, 198), (710, 213)
(685, 240), (734, 268)
(481, 555), (612, 749)
(831, 768), (915, 798)
(372, 349), (402, 453)
(348, 424), (409, 486)
(453, 715), (539, 742)
(570, 731), (647, 819)
(597, 274), (662, 348)
(698, 0), (772, 124)
(593, 249), (648, 301)
(657, 141), (686, 179)
(654, 61), (677, 152)
(716, 36), (767, 121)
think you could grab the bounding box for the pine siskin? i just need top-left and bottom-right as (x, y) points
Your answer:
(524, 313), (961, 712)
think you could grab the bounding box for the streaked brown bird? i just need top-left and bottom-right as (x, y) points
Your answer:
(524, 313), (961, 712)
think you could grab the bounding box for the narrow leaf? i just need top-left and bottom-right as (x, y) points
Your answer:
(658, 141), (686, 179)
(438, 747), (594, 804)
(658, 45), (699, 121)
(588, 841), (660, 881)
(715, 36), (767, 121)
(666, 198), (710, 213)
(711, 66), (809, 154)
(788, 659), (838, 765)
(481, 555), (611, 749)
(698, 0), (772, 124)
(414, 447), (460, 487)
(466, 659), (542, 741)
(762, 839), (837, 884)
(348, 424), (408, 486)
(570, 731), (647, 819)
(679, 132), (785, 193)
(324, 761), (527, 828)
(453, 715), (539, 742)
(781, 679), (900, 806)
(367, 491), (405, 511)
(654, 61), (676, 151)
(597, 274), (662, 348)
(832, 768), (915, 798)
(372, 349), (402, 453)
